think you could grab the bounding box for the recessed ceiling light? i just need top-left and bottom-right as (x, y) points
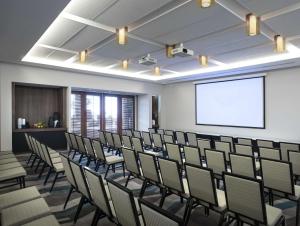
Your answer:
(79, 50), (87, 63)
(122, 59), (129, 69)
(197, 0), (215, 8)
(154, 66), (160, 75)
(199, 55), (208, 66)
(116, 27), (128, 45)
(165, 44), (175, 58)
(274, 35), (286, 53)
(246, 13), (260, 36)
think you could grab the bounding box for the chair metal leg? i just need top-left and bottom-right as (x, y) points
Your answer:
(50, 172), (59, 192)
(183, 198), (193, 225)
(104, 165), (111, 178)
(122, 162), (125, 177)
(34, 159), (42, 173)
(72, 150), (77, 159)
(26, 153), (33, 165)
(30, 156), (38, 168)
(44, 168), (52, 185)
(159, 189), (167, 207)
(63, 186), (74, 209)
(38, 163), (47, 178)
(139, 180), (147, 198)
(296, 200), (299, 226)
(78, 154), (84, 163)
(74, 195), (85, 223)
(125, 173), (131, 187)
(91, 208), (101, 226)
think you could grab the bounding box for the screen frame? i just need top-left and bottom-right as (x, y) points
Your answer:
(195, 76), (266, 129)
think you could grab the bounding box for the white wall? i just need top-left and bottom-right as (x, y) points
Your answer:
(137, 94), (152, 131)
(160, 67), (300, 143)
(0, 62), (162, 150)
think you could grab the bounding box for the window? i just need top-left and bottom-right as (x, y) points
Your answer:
(70, 92), (135, 136)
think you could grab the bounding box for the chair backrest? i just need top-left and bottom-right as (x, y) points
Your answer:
(69, 160), (91, 199)
(148, 128), (156, 137)
(165, 130), (174, 136)
(99, 131), (107, 145)
(185, 164), (218, 207)
(223, 172), (267, 225)
(235, 144), (254, 157)
(132, 137), (144, 153)
(256, 139), (274, 148)
(260, 158), (294, 195)
(107, 179), (141, 226)
(142, 131), (152, 146)
(183, 146), (201, 166)
(122, 135), (132, 149)
(83, 137), (95, 157)
(163, 134), (174, 144)
(41, 143), (53, 167)
(28, 136), (37, 155)
(105, 132), (114, 147)
(205, 149), (226, 176)
(60, 154), (77, 188)
(158, 158), (184, 193)
(237, 137), (252, 146)
(197, 138), (211, 157)
(69, 133), (79, 150)
(157, 129), (165, 135)
(229, 153), (256, 178)
(152, 133), (163, 149)
(84, 167), (113, 218)
(259, 147), (281, 160)
(280, 142), (300, 161)
(220, 136), (234, 152)
(126, 129), (133, 137)
(133, 131), (141, 138)
(139, 152), (160, 183)
(214, 141), (232, 161)
(139, 199), (183, 226)
(76, 135), (87, 154)
(288, 150), (300, 176)
(175, 131), (186, 146)
(64, 132), (72, 150)
(112, 133), (122, 149)
(166, 143), (183, 165)
(186, 132), (197, 147)
(92, 139), (106, 161)
(25, 134), (34, 153)
(122, 148), (141, 176)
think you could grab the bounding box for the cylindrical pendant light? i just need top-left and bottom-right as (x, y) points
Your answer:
(79, 50), (87, 63)
(122, 59), (129, 69)
(246, 13), (260, 36)
(199, 55), (208, 66)
(116, 27), (128, 45)
(154, 66), (160, 75)
(166, 44), (175, 58)
(197, 0), (215, 8)
(274, 35), (286, 53)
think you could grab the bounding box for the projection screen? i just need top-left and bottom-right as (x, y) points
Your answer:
(195, 77), (265, 128)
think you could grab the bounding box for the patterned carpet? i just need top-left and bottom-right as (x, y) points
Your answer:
(0, 151), (299, 226)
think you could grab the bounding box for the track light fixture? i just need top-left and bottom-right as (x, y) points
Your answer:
(116, 27), (128, 45)
(166, 44), (175, 58)
(197, 0), (215, 8)
(199, 55), (208, 66)
(122, 59), (129, 69)
(154, 66), (160, 75)
(246, 13), (260, 36)
(274, 35), (286, 53)
(79, 50), (88, 63)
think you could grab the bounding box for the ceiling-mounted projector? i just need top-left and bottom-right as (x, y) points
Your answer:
(138, 54), (157, 65)
(171, 43), (194, 57)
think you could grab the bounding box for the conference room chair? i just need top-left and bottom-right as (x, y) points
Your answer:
(175, 131), (186, 147)
(197, 138), (212, 159)
(69, 133), (79, 159)
(92, 139), (125, 178)
(183, 146), (202, 167)
(64, 132), (73, 156)
(122, 147), (143, 187)
(138, 152), (163, 198)
(83, 137), (97, 166)
(133, 130), (142, 138)
(214, 140), (232, 162)
(122, 135), (132, 149)
(237, 137), (253, 146)
(184, 164), (226, 226)
(165, 129), (175, 136)
(256, 139), (274, 148)
(105, 131), (115, 153)
(280, 142), (300, 161)
(123, 129), (133, 137)
(75, 135), (88, 162)
(223, 172), (285, 226)
(112, 133), (123, 155)
(157, 128), (165, 135)
(21, 215), (60, 226)
(259, 147), (281, 160)
(205, 149), (227, 189)
(186, 132), (198, 147)
(132, 137), (159, 156)
(27, 136), (44, 168)
(83, 167), (115, 226)
(235, 143), (254, 157)
(0, 153), (19, 165)
(165, 143), (184, 170)
(149, 128), (156, 136)
(99, 131), (108, 148)
(220, 135), (235, 152)
(0, 166), (26, 189)
(163, 134), (175, 144)
(60, 154), (79, 210)
(158, 157), (189, 208)
(106, 178), (143, 226)
(229, 153), (257, 179)
(260, 158), (300, 225)
(25, 133), (37, 165)
(0, 160), (22, 171)
(142, 131), (153, 150)
(69, 159), (93, 223)
(152, 133), (164, 152)
(139, 198), (185, 226)
(288, 150), (300, 183)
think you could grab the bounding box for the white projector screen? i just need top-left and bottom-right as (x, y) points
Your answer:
(196, 77), (265, 128)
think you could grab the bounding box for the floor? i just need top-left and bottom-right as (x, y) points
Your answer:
(0, 151), (298, 226)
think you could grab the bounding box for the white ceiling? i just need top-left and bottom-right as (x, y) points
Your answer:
(2, 0), (300, 83)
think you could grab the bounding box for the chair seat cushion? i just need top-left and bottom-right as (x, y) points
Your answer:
(53, 163), (64, 172)
(265, 204), (283, 226)
(0, 167), (26, 182)
(51, 157), (61, 164)
(0, 154), (16, 159)
(290, 185), (300, 200)
(0, 186), (40, 211)
(0, 162), (22, 171)
(106, 155), (124, 164)
(1, 198), (50, 226)
(21, 215), (60, 226)
(0, 158), (18, 165)
(0, 151), (13, 156)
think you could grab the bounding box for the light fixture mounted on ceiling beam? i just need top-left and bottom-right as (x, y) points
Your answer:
(79, 50), (88, 63)
(154, 66), (160, 75)
(116, 27), (128, 45)
(274, 35), (286, 53)
(197, 0), (215, 8)
(122, 59), (129, 69)
(166, 44), (176, 58)
(246, 13), (260, 36)
(199, 55), (208, 66)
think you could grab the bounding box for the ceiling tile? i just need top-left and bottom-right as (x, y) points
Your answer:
(47, 50), (75, 61)
(29, 46), (54, 58)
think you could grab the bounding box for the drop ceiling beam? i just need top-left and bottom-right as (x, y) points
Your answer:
(261, 2), (300, 21)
